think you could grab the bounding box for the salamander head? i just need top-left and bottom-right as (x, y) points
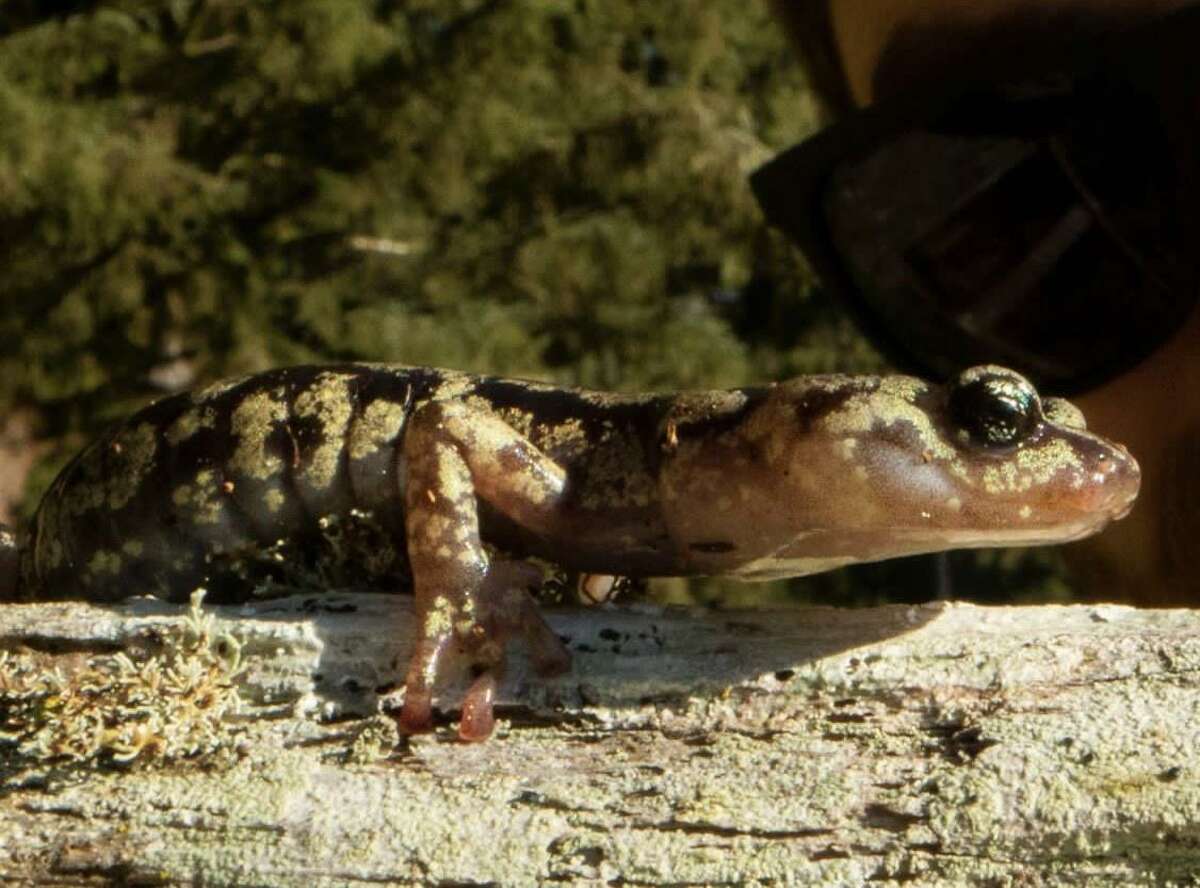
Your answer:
(710, 366), (1140, 579)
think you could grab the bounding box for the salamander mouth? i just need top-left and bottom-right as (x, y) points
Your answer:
(898, 515), (1119, 549)
(1110, 498), (1136, 522)
(1073, 442), (1142, 525)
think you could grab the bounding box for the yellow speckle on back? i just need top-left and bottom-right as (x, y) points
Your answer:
(294, 372), (355, 489)
(166, 406), (217, 446)
(781, 375), (857, 398)
(430, 372), (476, 401)
(349, 399), (408, 461)
(534, 416), (588, 460)
(194, 374), (252, 403)
(230, 390), (288, 480)
(493, 403), (536, 439)
(264, 489), (286, 514)
(172, 468), (223, 524)
(579, 389), (657, 409)
(877, 376), (926, 402)
(107, 423), (159, 511)
(86, 550), (122, 577)
(664, 390), (749, 430)
(61, 420), (160, 518)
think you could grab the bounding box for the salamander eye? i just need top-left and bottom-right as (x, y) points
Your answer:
(948, 366), (1040, 448)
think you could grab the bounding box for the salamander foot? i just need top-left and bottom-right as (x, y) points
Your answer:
(397, 558), (571, 741)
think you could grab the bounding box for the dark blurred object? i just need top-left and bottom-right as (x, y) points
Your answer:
(753, 3), (1199, 395)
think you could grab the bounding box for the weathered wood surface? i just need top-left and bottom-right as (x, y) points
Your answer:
(2, 593), (1200, 886)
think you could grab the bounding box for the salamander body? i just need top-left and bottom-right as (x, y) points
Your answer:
(0, 363), (1140, 739)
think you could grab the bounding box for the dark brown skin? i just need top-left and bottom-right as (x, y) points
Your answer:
(1, 363), (1139, 740)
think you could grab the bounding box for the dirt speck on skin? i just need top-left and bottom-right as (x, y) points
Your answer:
(0, 410), (44, 525)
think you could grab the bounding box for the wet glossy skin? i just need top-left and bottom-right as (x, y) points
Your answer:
(0, 363), (1139, 740)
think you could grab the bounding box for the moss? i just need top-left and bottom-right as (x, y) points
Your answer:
(0, 590), (243, 771)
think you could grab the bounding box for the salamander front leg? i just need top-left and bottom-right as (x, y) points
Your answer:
(397, 400), (572, 741)
(398, 560), (564, 739)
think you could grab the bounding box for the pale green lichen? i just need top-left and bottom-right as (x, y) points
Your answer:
(344, 714), (401, 765)
(0, 590), (243, 768)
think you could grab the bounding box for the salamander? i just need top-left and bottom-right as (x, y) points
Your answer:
(0, 363), (1140, 740)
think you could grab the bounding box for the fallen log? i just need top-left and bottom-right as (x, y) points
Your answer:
(2, 593), (1198, 886)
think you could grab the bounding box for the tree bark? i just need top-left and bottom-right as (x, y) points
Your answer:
(1, 593), (1198, 886)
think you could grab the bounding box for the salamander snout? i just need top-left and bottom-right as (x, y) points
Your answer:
(1081, 439), (1141, 521)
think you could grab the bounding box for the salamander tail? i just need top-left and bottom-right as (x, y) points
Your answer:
(0, 524), (19, 601)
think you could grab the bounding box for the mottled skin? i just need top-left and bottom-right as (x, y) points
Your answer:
(1, 363), (1139, 740)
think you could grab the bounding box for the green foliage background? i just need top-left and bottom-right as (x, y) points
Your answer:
(0, 0), (1066, 605)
